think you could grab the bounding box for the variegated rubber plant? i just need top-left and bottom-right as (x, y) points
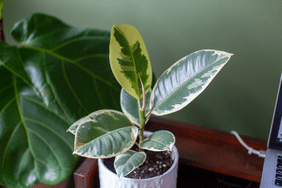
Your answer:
(67, 24), (233, 178)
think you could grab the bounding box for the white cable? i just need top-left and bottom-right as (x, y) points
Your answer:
(230, 130), (266, 158)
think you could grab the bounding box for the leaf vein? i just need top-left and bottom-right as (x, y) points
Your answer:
(1, 121), (22, 184)
(24, 117), (74, 150)
(0, 84), (13, 95)
(20, 95), (71, 124)
(74, 54), (108, 63)
(42, 58), (72, 123)
(21, 45), (120, 92)
(27, 128), (64, 177)
(0, 97), (16, 114)
(92, 78), (106, 109)
(51, 35), (110, 52)
(62, 60), (89, 114)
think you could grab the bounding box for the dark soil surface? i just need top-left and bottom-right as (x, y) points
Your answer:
(103, 149), (174, 179)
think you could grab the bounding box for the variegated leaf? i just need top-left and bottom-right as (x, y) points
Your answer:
(139, 130), (175, 151)
(121, 88), (151, 127)
(110, 24), (152, 99)
(67, 115), (87, 135)
(114, 150), (146, 178)
(150, 50), (233, 116)
(73, 110), (138, 158)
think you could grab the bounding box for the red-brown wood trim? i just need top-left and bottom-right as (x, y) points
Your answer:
(146, 116), (267, 150)
(146, 116), (266, 182)
(0, 18), (5, 41)
(74, 159), (98, 188)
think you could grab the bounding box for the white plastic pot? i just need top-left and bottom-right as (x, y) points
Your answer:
(98, 131), (179, 188)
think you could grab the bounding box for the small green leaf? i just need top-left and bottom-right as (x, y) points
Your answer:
(114, 150), (146, 178)
(121, 88), (151, 128)
(139, 130), (175, 151)
(110, 24), (152, 99)
(150, 50), (233, 116)
(73, 110), (138, 158)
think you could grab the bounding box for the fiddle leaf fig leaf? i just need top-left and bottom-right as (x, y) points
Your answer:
(150, 50), (233, 116)
(114, 150), (146, 178)
(0, 13), (121, 187)
(139, 130), (175, 151)
(121, 88), (151, 127)
(110, 24), (152, 99)
(73, 110), (138, 158)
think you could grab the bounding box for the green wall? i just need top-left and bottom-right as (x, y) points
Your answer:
(3, 0), (282, 140)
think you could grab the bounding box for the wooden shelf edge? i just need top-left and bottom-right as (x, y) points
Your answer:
(146, 116), (266, 182)
(147, 116), (267, 150)
(74, 158), (98, 188)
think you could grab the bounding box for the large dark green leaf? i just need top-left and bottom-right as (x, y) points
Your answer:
(0, 13), (120, 187)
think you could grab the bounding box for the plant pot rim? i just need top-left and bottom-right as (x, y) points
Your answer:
(98, 131), (179, 181)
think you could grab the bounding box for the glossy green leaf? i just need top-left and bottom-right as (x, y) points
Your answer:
(0, 13), (120, 187)
(150, 50), (233, 116)
(121, 88), (151, 128)
(114, 150), (146, 178)
(139, 130), (175, 151)
(110, 24), (152, 99)
(73, 110), (138, 158)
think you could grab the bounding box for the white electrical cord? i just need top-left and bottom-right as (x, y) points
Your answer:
(230, 130), (266, 158)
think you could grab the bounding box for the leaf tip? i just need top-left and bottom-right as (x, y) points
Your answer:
(227, 52), (234, 57)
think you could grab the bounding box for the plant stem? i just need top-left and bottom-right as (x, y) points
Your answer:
(139, 109), (145, 144)
(138, 77), (146, 145)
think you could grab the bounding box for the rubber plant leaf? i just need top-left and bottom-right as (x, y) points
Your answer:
(120, 88), (151, 128)
(150, 50), (233, 116)
(0, 13), (120, 188)
(73, 110), (138, 158)
(114, 150), (146, 178)
(139, 130), (175, 151)
(110, 24), (152, 99)
(66, 115), (87, 135)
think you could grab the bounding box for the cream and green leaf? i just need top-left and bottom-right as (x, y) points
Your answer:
(139, 130), (175, 151)
(67, 115), (87, 135)
(150, 50), (233, 116)
(121, 88), (151, 128)
(110, 24), (152, 99)
(72, 110), (138, 158)
(114, 150), (146, 178)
